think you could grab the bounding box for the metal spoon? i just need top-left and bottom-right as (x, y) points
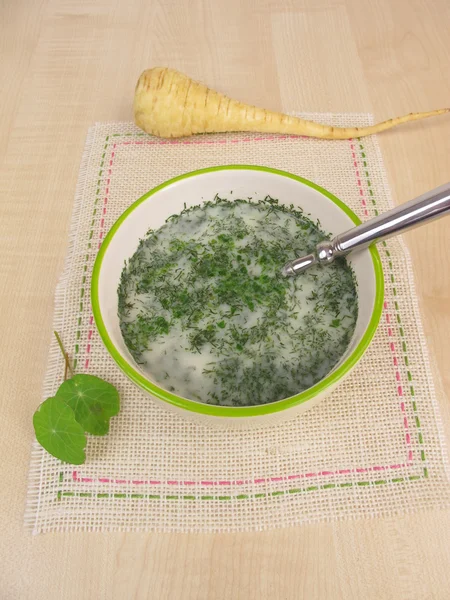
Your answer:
(283, 182), (450, 277)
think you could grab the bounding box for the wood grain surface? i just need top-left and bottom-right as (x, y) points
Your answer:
(1, 0), (449, 598)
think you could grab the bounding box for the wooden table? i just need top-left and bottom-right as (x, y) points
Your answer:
(1, 0), (449, 597)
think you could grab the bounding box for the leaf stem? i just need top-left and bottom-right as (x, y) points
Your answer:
(54, 331), (74, 378)
(64, 355), (69, 381)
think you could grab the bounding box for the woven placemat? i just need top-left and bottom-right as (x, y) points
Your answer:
(25, 116), (450, 533)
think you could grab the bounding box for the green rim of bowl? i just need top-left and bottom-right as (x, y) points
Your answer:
(92, 165), (384, 418)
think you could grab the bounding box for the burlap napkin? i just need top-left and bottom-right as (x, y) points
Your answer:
(25, 116), (450, 533)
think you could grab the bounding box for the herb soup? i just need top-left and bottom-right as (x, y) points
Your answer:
(118, 197), (358, 406)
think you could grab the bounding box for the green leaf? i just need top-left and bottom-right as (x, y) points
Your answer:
(56, 374), (120, 436)
(33, 397), (86, 465)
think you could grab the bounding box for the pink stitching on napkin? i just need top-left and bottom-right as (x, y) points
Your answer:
(120, 134), (307, 147)
(351, 141), (411, 461)
(72, 134), (417, 490)
(84, 145), (116, 371)
(350, 143), (369, 217)
(72, 457), (413, 487)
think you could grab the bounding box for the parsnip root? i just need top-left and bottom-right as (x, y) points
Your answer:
(134, 67), (449, 139)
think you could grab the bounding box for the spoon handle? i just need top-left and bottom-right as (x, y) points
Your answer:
(329, 182), (450, 258)
(283, 182), (450, 276)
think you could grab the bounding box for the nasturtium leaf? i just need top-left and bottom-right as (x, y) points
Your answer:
(33, 397), (86, 465)
(56, 374), (120, 436)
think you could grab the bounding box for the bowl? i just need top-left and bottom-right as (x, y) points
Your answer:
(92, 165), (383, 428)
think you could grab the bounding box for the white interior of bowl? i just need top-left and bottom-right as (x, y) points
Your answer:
(96, 167), (377, 401)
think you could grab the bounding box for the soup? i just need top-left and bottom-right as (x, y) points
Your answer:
(118, 196), (358, 406)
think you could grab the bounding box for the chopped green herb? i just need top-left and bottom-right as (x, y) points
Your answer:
(118, 196), (358, 406)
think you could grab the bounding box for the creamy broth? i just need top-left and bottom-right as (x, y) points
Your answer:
(118, 197), (358, 406)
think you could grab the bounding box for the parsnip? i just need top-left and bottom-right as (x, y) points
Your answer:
(134, 67), (449, 139)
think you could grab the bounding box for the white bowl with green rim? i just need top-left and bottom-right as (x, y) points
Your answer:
(92, 165), (384, 428)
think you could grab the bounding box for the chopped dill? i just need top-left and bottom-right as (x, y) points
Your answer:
(118, 196), (358, 406)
